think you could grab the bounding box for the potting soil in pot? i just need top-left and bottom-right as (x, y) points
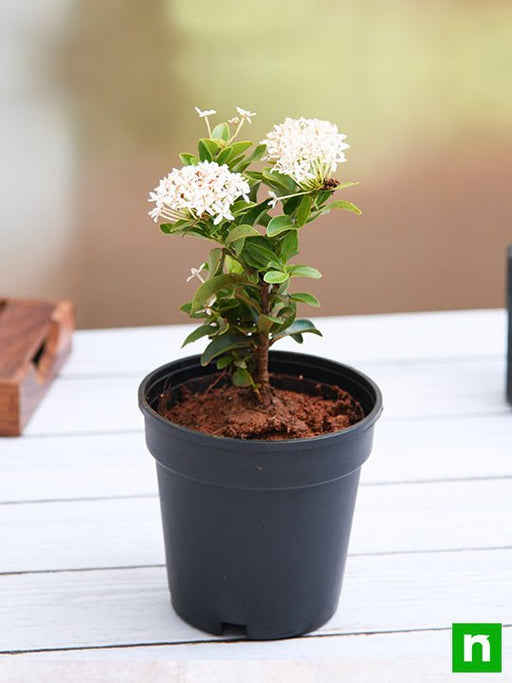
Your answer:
(159, 373), (364, 439)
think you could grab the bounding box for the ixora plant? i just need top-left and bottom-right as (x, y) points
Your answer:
(146, 107), (364, 438)
(139, 107), (382, 640)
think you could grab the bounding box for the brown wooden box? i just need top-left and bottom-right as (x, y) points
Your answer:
(0, 298), (74, 436)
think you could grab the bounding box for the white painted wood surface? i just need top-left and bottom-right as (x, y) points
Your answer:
(0, 309), (510, 677)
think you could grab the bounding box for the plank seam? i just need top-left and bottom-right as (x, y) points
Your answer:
(0, 494), (157, 506)
(2, 474), (512, 506)
(2, 624), (511, 656)
(55, 354), (505, 381)
(3, 546), (512, 578)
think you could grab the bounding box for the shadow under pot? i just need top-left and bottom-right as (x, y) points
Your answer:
(138, 350), (383, 640)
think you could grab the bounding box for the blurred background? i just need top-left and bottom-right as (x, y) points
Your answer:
(1, 0), (511, 328)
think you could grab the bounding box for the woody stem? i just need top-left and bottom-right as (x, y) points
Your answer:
(255, 280), (271, 403)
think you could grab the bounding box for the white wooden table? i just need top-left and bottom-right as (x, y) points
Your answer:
(1, 310), (511, 681)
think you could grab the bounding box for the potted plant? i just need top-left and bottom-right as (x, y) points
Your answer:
(139, 107), (383, 640)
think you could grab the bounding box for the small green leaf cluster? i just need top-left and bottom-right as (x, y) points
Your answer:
(152, 110), (361, 392)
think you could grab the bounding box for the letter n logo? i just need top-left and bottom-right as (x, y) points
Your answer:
(452, 623), (502, 673)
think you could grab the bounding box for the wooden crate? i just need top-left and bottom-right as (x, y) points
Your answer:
(0, 298), (74, 436)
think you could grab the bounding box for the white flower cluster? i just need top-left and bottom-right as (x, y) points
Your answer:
(148, 161), (250, 225)
(261, 117), (350, 189)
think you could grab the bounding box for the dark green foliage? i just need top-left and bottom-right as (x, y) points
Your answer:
(155, 112), (361, 392)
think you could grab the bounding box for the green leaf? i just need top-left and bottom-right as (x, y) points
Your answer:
(216, 355), (233, 370)
(258, 213), (271, 228)
(198, 139), (212, 161)
(234, 288), (262, 313)
(211, 123), (230, 141)
(266, 215), (295, 237)
(191, 274), (245, 313)
(305, 210), (326, 224)
(225, 224), (261, 245)
(218, 300), (244, 316)
(198, 138), (221, 161)
(159, 219), (194, 234)
(280, 230), (299, 261)
(215, 316), (229, 334)
(290, 292), (320, 307)
(243, 239), (280, 268)
(291, 333), (304, 343)
(272, 319), (322, 341)
(295, 195), (313, 227)
(230, 199), (255, 215)
(184, 229), (218, 243)
(336, 181), (359, 190)
(245, 171), (263, 182)
(327, 200), (362, 215)
(288, 265), (322, 279)
(246, 143), (266, 162)
(230, 159), (251, 173)
(180, 302), (192, 314)
(216, 141), (252, 166)
(247, 182), (261, 203)
(262, 168), (296, 193)
(241, 200), (270, 226)
(229, 141), (252, 158)
(257, 313), (283, 334)
(232, 238), (245, 256)
(264, 271), (289, 284)
(316, 190), (332, 206)
(283, 194), (302, 215)
(225, 255), (244, 274)
(232, 366), (254, 387)
(201, 333), (251, 366)
(182, 324), (217, 347)
(179, 153), (199, 166)
(207, 248), (223, 278)
(216, 146), (233, 165)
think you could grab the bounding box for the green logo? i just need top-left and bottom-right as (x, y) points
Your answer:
(452, 623), (502, 673)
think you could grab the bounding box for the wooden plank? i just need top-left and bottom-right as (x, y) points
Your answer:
(1, 497), (164, 573)
(1, 549), (510, 653)
(4, 631), (511, 677)
(0, 300), (55, 378)
(0, 663), (186, 681)
(14, 358), (507, 437)
(2, 414), (512, 503)
(0, 300), (74, 436)
(2, 479), (511, 573)
(363, 413), (512, 484)
(0, 632), (456, 662)
(62, 310), (506, 377)
(0, 433), (155, 503)
(353, 478), (512, 554)
(1, 656), (510, 682)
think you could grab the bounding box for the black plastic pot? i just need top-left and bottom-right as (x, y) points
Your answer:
(139, 351), (383, 640)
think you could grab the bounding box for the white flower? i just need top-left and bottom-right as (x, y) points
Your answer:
(236, 107), (256, 122)
(268, 190), (279, 209)
(148, 161), (250, 225)
(195, 107), (217, 118)
(261, 117), (350, 190)
(186, 264), (206, 283)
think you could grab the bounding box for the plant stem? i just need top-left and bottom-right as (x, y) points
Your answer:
(256, 280), (271, 404)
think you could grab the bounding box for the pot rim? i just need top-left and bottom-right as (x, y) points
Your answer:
(138, 350), (383, 450)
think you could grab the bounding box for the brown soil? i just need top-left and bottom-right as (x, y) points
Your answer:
(159, 373), (364, 440)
